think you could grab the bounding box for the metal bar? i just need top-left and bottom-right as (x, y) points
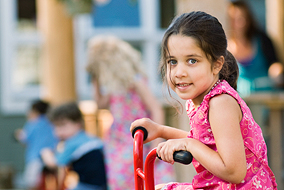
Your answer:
(144, 148), (157, 190)
(133, 129), (145, 190)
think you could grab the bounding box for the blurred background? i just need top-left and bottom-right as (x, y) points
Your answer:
(0, 0), (284, 189)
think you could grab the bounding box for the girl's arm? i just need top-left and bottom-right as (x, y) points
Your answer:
(133, 80), (167, 148)
(130, 118), (188, 144)
(157, 94), (247, 184)
(92, 79), (110, 109)
(206, 94), (246, 183)
(134, 80), (164, 125)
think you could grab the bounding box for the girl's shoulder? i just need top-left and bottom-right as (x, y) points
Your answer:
(208, 93), (241, 117)
(186, 80), (244, 117)
(204, 80), (245, 110)
(206, 80), (239, 101)
(207, 80), (248, 114)
(209, 93), (236, 105)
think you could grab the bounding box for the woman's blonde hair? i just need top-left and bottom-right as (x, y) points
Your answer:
(86, 35), (146, 93)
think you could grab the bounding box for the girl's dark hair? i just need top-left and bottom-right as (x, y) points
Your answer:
(48, 102), (84, 128)
(31, 99), (50, 115)
(160, 11), (239, 90)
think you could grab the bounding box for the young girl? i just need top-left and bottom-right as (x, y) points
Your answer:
(86, 35), (175, 190)
(130, 11), (277, 190)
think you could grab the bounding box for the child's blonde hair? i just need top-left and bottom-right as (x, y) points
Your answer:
(86, 35), (146, 93)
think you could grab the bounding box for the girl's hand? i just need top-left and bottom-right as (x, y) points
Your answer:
(156, 138), (190, 164)
(130, 118), (162, 143)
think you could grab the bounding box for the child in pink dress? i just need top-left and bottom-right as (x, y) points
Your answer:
(86, 36), (176, 190)
(130, 11), (277, 189)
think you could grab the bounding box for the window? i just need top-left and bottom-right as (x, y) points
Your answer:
(92, 0), (140, 27)
(0, 0), (42, 114)
(159, 0), (176, 29)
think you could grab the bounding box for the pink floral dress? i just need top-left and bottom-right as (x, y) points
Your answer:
(103, 81), (175, 190)
(162, 80), (277, 190)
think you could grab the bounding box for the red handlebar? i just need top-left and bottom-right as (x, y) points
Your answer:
(133, 127), (193, 190)
(133, 129), (146, 190)
(133, 128), (157, 190)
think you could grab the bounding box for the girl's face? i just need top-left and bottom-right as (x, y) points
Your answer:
(54, 119), (81, 141)
(166, 34), (221, 106)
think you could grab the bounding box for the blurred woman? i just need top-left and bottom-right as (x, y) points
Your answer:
(227, 0), (283, 96)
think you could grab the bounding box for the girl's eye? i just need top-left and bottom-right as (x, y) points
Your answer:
(188, 59), (197, 64)
(168, 59), (177, 65)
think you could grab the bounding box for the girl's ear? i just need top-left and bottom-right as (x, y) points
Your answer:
(213, 56), (225, 75)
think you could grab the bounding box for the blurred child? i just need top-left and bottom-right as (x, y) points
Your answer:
(41, 102), (107, 190)
(14, 99), (58, 190)
(86, 35), (176, 190)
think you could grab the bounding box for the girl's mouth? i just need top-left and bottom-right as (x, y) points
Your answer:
(176, 83), (191, 91)
(177, 83), (190, 87)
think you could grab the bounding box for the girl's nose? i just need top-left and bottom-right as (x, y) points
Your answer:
(174, 63), (187, 78)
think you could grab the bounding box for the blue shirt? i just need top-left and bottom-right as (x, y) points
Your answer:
(237, 35), (273, 97)
(56, 131), (107, 187)
(56, 131), (103, 165)
(22, 115), (58, 163)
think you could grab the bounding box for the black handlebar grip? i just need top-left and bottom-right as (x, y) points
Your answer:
(173, 150), (193, 165)
(132, 126), (148, 141)
(157, 150), (193, 165)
